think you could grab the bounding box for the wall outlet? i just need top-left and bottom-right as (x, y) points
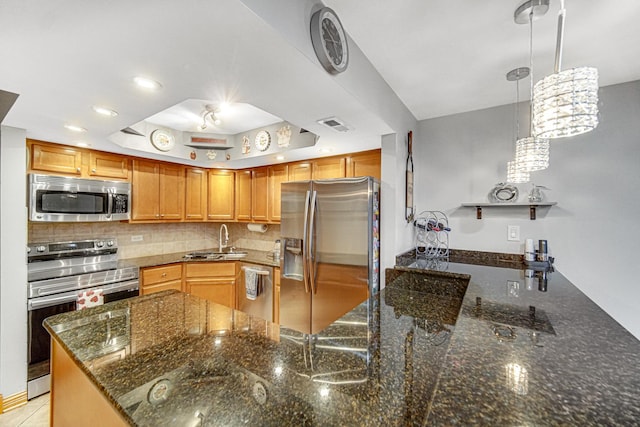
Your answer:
(131, 235), (143, 242)
(507, 225), (520, 241)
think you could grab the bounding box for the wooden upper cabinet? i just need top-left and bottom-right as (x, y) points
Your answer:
(185, 167), (208, 221)
(159, 164), (185, 220)
(30, 142), (83, 176)
(235, 170), (252, 222)
(131, 160), (160, 221)
(208, 170), (235, 221)
(251, 167), (269, 222)
(268, 164), (288, 222)
(28, 140), (130, 180)
(88, 152), (129, 179)
(347, 150), (381, 180)
(288, 162), (312, 182)
(312, 156), (346, 179)
(131, 159), (184, 221)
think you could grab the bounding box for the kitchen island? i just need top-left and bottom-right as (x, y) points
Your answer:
(44, 253), (640, 426)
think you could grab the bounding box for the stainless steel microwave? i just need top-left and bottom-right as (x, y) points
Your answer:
(28, 174), (131, 222)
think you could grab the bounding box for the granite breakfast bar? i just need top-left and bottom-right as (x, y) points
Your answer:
(44, 252), (640, 426)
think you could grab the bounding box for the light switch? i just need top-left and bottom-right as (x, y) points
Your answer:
(507, 225), (520, 241)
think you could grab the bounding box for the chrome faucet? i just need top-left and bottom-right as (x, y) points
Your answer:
(219, 224), (229, 252)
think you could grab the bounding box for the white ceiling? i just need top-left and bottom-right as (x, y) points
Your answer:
(325, 0), (640, 120)
(2, 0), (639, 167)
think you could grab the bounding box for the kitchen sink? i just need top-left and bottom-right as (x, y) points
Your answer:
(184, 251), (247, 260)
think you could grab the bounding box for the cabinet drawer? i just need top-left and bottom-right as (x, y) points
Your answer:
(185, 262), (235, 278)
(142, 264), (183, 285)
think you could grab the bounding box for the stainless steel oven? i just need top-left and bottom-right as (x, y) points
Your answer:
(27, 238), (139, 399)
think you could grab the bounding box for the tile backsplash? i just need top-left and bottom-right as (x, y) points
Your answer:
(28, 222), (281, 259)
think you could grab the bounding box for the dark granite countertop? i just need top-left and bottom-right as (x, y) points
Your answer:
(44, 252), (640, 426)
(118, 248), (280, 270)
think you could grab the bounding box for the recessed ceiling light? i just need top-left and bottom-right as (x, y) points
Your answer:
(92, 105), (118, 117)
(64, 124), (87, 133)
(133, 76), (162, 90)
(92, 106), (118, 116)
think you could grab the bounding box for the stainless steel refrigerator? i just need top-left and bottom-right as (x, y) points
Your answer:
(280, 177), (380, 334)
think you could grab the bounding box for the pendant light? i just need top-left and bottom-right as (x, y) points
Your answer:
(506, 67), (530, 184)
(532, 0), (599, 139)
(515, 1), (549, 172)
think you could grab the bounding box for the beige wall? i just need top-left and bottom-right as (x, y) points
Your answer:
(28, 222), (281, 259)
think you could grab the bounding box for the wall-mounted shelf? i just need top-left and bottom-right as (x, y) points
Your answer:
(461, 202), (557, 220)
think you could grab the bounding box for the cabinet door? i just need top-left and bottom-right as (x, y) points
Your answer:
(141, 264), (183, 295)
(235, 170), (252, 221)
(185, 167), (208, 221)
(347, 150), (381, 180)
(288, 162), (312, 182)
(186, 278), (236, 309)
(251, 167), (268, 222)
(88, 152), (129, 180)
(30, 143), (83, 176)
(131, 160), (160, 220)
(208, 170), (235, 220)
(141, 280), (183, 295)
(313, 157), (346, 179)
(268, 164), (288, 222)
(159, 164), (185, 220)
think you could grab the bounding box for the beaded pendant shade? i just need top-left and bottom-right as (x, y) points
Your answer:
(507, 159), (530, 183)
(533, 67), (599, 138)
(532, 0), (599, 139)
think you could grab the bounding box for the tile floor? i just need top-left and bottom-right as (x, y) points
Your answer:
(0, 394), (49, 426)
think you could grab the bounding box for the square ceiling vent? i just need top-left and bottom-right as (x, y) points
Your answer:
(317, 116), (351, 132)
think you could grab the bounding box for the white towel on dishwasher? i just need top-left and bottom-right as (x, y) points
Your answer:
(77, 289), (104, 310)
(245, 268), (259, 300)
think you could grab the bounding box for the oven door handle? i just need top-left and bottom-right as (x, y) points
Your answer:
(28, 279), (139, 311)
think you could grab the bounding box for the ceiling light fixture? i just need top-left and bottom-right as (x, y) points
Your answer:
(514, 1), (549, 172)
(199, 104), (221, 130)
(532, 0), (599, 139)
(133, 76), (162, 90)
(64, 124), (87, 133)
(506, 67), (531, 184)
(92, 105), (118, 117)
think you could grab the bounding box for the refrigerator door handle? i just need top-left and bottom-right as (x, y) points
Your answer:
(302, 190), (311, 293)
(309, 189), (319, 294)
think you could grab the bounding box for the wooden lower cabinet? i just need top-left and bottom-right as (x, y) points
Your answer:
(185, 262), (236, 309)
(51, 339), (129, 426)
(140, 264), (183, 295)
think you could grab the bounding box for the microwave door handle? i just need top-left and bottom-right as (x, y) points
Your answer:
(106, 191), (113, 219)
(302, 190), (311, 293)
(309, 190), (318, 294)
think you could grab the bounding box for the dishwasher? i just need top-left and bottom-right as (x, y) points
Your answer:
(237, 262), (273, 322)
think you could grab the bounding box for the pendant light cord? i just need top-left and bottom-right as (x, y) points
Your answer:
(529, 9), (535, 137)
(554, 0), (566, 73)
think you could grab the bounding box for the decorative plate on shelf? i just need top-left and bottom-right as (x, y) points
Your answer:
(150, 129), (175, 152)
(488, 183), (519, 203)
(254, 130), (271, 152)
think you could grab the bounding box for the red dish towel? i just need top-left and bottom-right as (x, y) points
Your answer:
(77, 289), (104, 310)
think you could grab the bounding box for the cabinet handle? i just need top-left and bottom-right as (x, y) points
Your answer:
(161, 273), (167, 277)
(91, 168), (96, 173)
(76, 167), (81, 172)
